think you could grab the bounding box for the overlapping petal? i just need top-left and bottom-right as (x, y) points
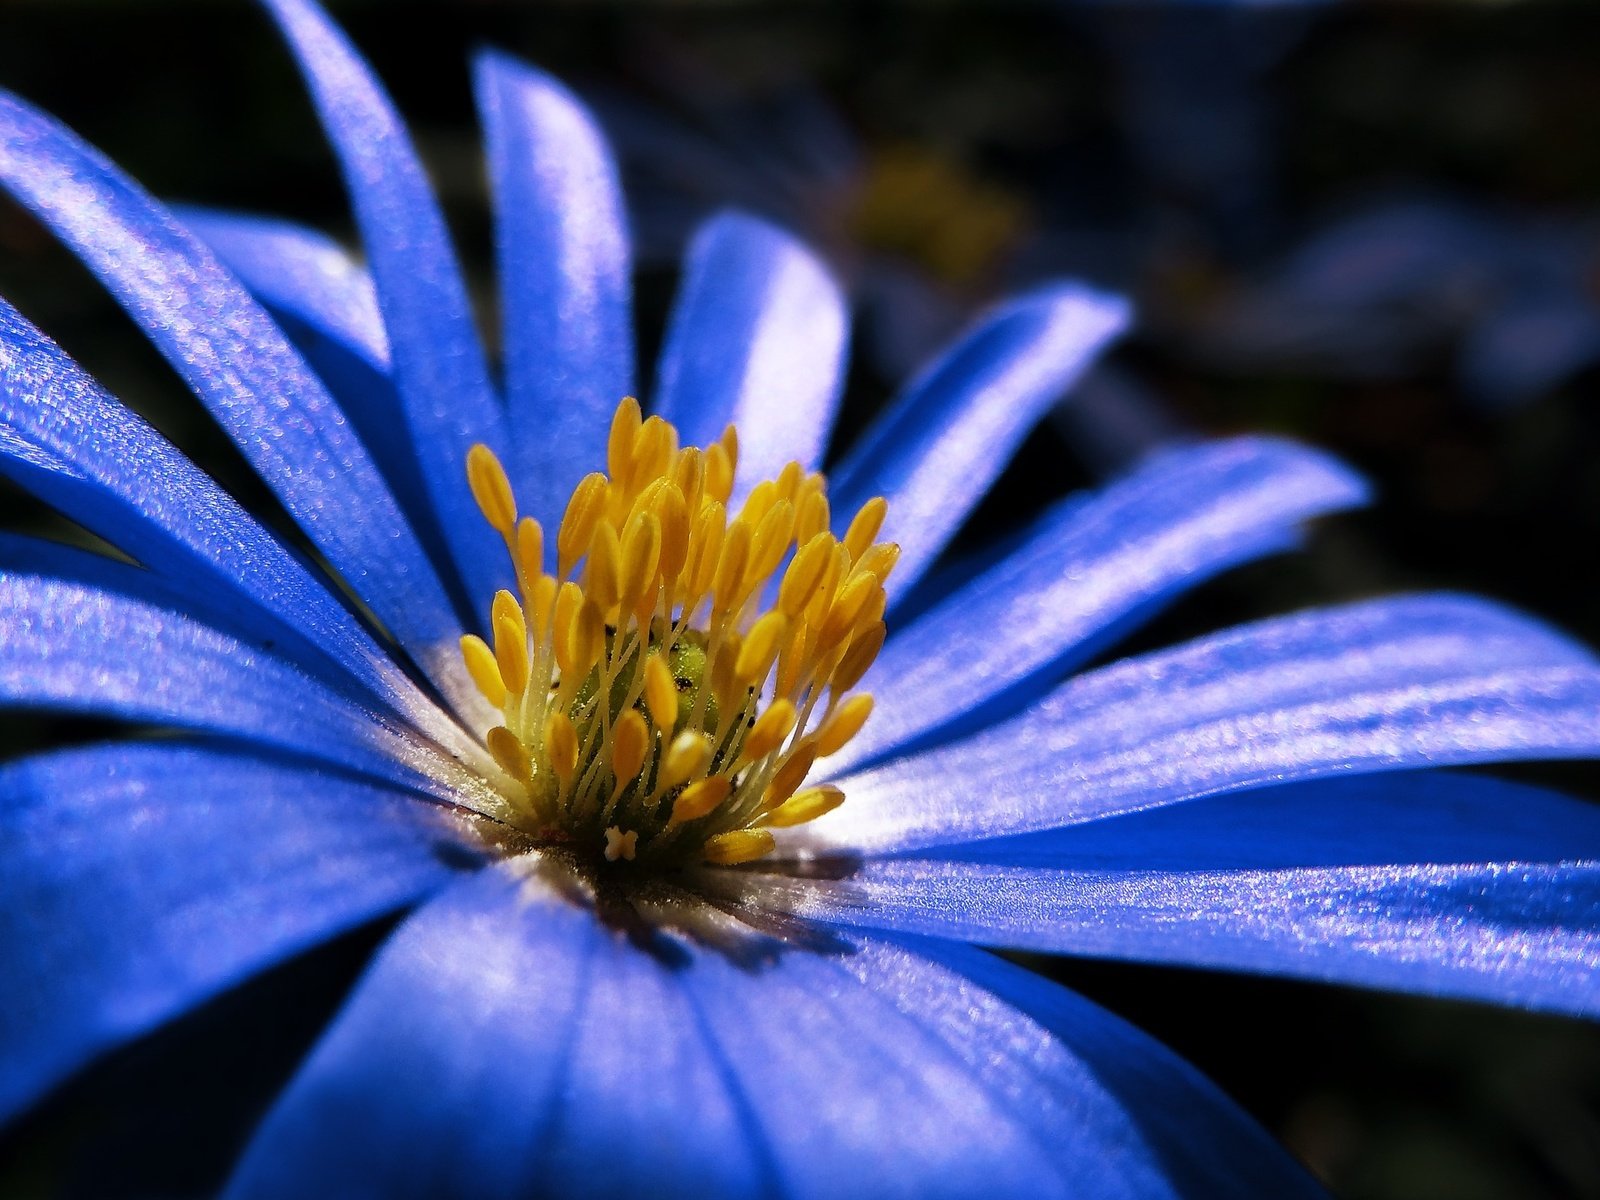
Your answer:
(840, 437), (1368, 768)
(227, 865), (1320, 1199)
(0, 90), (476, 705)
(816, 595), (1600, 852)
(827, 283), (1130, 598)
(653, 211), (847, 503)
(718, 773), (1600, 1015)
(0, 742), (470, 1125)
(261, 0), (506, 608)
(475, 50), (636, 535)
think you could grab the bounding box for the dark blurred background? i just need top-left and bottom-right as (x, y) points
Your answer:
(2, 1), (1600, 1197)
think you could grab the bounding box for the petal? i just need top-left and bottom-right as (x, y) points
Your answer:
(0, 91), (475, 707)
(724, 776), (1600, 1015)
(261, 0), (507, 608)
(815, 595), (1600, 853)
(0, 567), (502, 814)
(224, 864), (1269, 1199)
(0, 298), (465, 746)
(172, 208), (469, 594)
(0, 742), (469, 1125)
(473, 50), (635, 535)
(653, 211), (847, 502)
(840, 437), (1369, 770)
(169, 207), (388, 370)
(827, 283), (1130, 599)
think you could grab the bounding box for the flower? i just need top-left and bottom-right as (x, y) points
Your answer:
(3, 0), (1600, 1195)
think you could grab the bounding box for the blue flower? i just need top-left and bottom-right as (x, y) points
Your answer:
(3, 1), (1600, 1195)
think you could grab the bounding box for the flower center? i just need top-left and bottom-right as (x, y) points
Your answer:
(460, 398), (894, 868)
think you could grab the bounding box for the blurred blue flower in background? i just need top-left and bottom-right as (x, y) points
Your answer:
(2, 1), (1600, 1195)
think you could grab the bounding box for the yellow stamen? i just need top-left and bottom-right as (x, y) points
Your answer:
(702, 829), (775, 865)
(459, 634), (508, 708)
(466, 443), (517, 536)
(486, 725), (532, 781)
(611, 710), (649, 785)
(644, 654), (679, 731)
(740, 698), (797, 765)
(671, 775), (734, 824)
(558, 472), (609, 578)
(815, 694), (874, 757)
(660, 731), (712, 790)
(759, 785), (846, 828)
(843, 496), (888, 561)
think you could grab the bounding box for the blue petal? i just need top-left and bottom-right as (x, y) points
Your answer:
(0, 567), (500, 810)
(474, 51), (635, 535)
(839, 437), (1369, 770)
(653, 211), (847, 502)
(226, 864), (770, 1199)
(0, 742), (468, 1126)
(171, 207), (469, 600)
(169, 207), (388, 370)
(0, 91), (474, 706)
(259, 0), (506, 609)
(827, 283), (1130, 599)
(0, 299), (469, 743)
(901, 939), (1327, 1199)
(814, 595), (1600, 852)
(225, 865), (1234, 1198)
(724, 774), (1600, 1016)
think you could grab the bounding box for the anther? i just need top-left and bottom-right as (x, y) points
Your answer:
(815, 694), (874, 757)
(701, 829), (775, 865)
(759, 784), (846, 828)
(671, 775), (733, 825)
(466, 443), (517, 535)
(843, 496), (888, 561)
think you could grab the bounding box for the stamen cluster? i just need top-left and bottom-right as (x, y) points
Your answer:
(460, 398), (894, 867)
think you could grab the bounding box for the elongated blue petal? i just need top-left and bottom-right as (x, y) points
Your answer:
(227, 864), (770, 1199)
(653, 211), (847, 501)
(260, 0), (507, 609)
(839, 937), (1326, 1199)
(725, 776), (1600, 1015)
(0, 299), (472, 746)
(171, 207), (472, 596)
(842, 437), (1368, 769)
(474, 51), (634, 534)
(169, 207), (388, 369)
(902, 939), (1327, 1199)
(0, 569), (504, 814)
(0, 91), (476, 707)
(814, 596), (1600, 852)
(0, 742), (468, 1126)
(828, 284), (1130, 598)
(226, 865), (1270, 1198)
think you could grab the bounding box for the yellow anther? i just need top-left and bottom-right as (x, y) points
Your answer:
(650, 482), (691, 584)
(607, 397), (642, 482)
(766, 739), (818, 808)
(672, 447), (705, 515)
(466, 443), (517, 535)
(546, 710), (578, 783)
(486, 725), (531, 781)
(856, 582), (887, 632)
(815, 694), (874, 757)
(493, 609), (530, 696)
(795, 488), (830, 544)
(711, 636), (745, 715)
(843, 496), (889, 561)
(746, 500), (796, 590)
(671, 774), (733, 825)
(515, 517), (544, 588)
(818, 570), (881, 650)
(628, 416), (677, 496)
(553, 583), (603, 678)
(528, 573), (558, 640)
(805, 542), (850, 628)
(712, 519), (752, 615)
(719, 424), (739, 475)
(583, 521), (623, 612)
(558, 472), (609, 578)
(735, 611), (789, 687)
(611, 710), (650, 785)
(701, 829), (774, 866)
(740, 698), (797, 764)
(603, 826), (638, 862)
(759, 784), (845, 829)
(832, 620), (886, 693)
(775, 460), (804, 503)
(459, 634), (508, 708)
(778, 532), (834, 618)
(491, 588), (525, 635)
(682, 501), (726, 606)
(618, 510), (662, 614)
(644, 653), (679, 731)
(705, 440), (735, 505)
(854, 542), (900, 585)
(775, 620), (812, 700)
(660, 730), (712, 789)
(739, 479), (778, 529)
